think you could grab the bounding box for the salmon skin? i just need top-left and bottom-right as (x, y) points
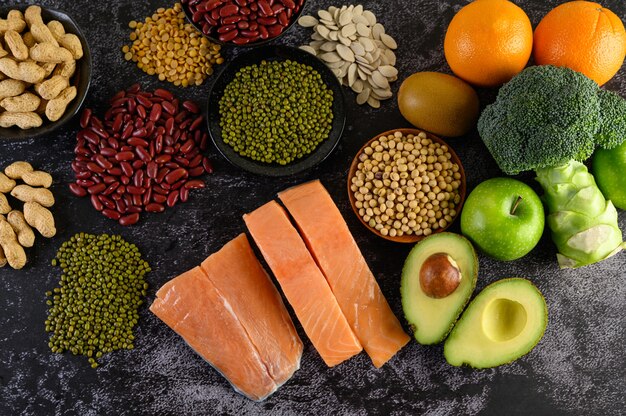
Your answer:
(150, 234), (303, 401)
(244, 201), (363, 367)
(279, 180), (411, 368)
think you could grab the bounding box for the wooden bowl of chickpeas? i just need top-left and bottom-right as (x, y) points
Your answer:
(347, 128), (466, 243)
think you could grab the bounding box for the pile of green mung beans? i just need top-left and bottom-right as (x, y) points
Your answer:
(45, 233), (151, 368)
(219, 59), (334, 165)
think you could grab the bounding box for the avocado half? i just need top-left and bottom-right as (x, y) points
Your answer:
(444, 278), (548, 368)
(401, 232), (478, 345)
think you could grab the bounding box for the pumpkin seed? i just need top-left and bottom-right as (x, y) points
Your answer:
(353, 4), (364, 16)
(318, 10), (333, 21)
(367, 96), (380, 108)
(320, 52), (342, 63)
(357, 87), (371, 105)
(348, 63), (358, 86)
(320, 41), (337, 52)
(341, 23), (357, 38)
(372, 23), (385, 40)
(336, 44), (355, 62)
(299, 45), (317, 55)
(371, 71), (389, 89)
(380, 33), (398, 49)
(352, 78), (364, 93)
(378, 65), (398, 78)
(356, 22), (370, 37)
(298, 15), (319, 27)
(339, 10), (353, 26)
(350, 42), (365, 56)
(363, 10), (376, 25)
(359, 36), (376, 52)
(316, 25), (330, 39)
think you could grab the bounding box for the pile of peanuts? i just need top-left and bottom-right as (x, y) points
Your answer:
(351, 131), (463, 238)
(122, 3), (223, 87)
(0, 161), (56, 270)
(70, 84), (212, 226)
(0, 6), (83, 129)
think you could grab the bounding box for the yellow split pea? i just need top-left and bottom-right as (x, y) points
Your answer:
(122, 3), (224, 87)
(351, 131), (462, 238)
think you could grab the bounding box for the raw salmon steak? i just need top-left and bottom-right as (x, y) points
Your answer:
(150, 267), (276, 401)
(244, 201), (363, 367)
(200, 234), (303, 386)
(279, 180), (411, 368)
(151, 235), (303, 401)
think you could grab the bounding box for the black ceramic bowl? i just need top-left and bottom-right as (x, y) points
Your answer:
(207, 45), (346, 176)
(181, 0), (307, 47)
(0, 6), (91, 140)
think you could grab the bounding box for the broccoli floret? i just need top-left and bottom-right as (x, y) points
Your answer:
(478, 65), (626, 175)
(597, 89), (626, 149)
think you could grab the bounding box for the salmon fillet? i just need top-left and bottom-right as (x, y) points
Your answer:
(244, 201), (363, 367)
(200, 234), (303, 386)
(149, 267), (277, 401)
(279, 180), (411, 368)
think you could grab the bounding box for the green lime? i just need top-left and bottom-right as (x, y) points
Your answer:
(593, 141), (626, 210)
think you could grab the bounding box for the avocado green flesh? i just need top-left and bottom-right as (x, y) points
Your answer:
(444, 278), (548, 368)
(401, 233), (478, 345)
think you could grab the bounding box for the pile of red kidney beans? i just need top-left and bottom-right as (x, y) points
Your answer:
(70, 84), (213, 226)
(182, 0), (305, 45)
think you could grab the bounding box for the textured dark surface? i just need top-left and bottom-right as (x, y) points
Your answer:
(1, 1), (625, 415)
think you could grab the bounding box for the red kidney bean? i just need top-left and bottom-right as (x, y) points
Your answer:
(133, 170), (144, 188)
(165, 118), (175, 136)
(136, 95), (152, 108)
(102, 175), (117, 185)
(267, 24), (283, 37)
(152, 194), (167, 204)
(162, 101), (176, 115)
(149, 103), (162, 122)
(171, 179), (186, 191)
(180, 186), (191, 203)
(120, 162), (133, 178)
(121, 175), (131, 185)
(203, 157), (214, 174)
(146, 161), (158, 179)
(132, 193), (143, 207)
(278, 10), (289, 26)
(80, 109), (92, 128)
(87, 162), (105, 174)
(189, 154), (203, 168)
(219, 29), (239, 42)
(115, 151), (134, 161)
(217, 24), (237, 33)
(142, 187), (152, 206)
(126, 206), (142, 214)
(167, 191), (180, 208)
(115, 198), (127, 214)
(99, 195), (116, 210)
(76, 179), (94, 187)
(119, 213), (140, 226)
(135, 146), (151, 162)
(127, 186), (145, 195)
(155, 154), (171, 164)
(280, 0), (295, 7)
(91, 194), (104, 211)
(75, 170), (92, 180)
(88, 183), (106, 195)
(132, 160), (144, 170)
(102, 182), (120, 196)
(188, 166), (205, 177)
(249, 2), (258, 11)
(185, 179), (206, 189)
(82, 130), (100, 145)
(153, 186), (168, 196)
(165, 168), (188, 184)
(238, 20), (249, 29)
(190, 116), (204, 131)
(100, 147), (116, 158)
(95, 154), (113, 170)
(103, 209), (122, 221)
(154, 88), (173, 100)
(145, 203), (165, 213)
(128, 137), (149, 148)
(69, 183), (87, 197)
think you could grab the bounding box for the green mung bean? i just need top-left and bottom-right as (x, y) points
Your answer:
(45, 233), (151, 368)
(219, 59), (334, 165)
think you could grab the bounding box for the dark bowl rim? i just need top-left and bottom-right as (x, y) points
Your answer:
(181, 0), (308, 48)
(206, 44), (347, 177)
(0, 5), (92, 140)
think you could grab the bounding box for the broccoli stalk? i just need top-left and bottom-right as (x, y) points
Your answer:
(478, 65), (626, 269)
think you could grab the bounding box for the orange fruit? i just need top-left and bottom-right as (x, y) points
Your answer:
(444, 0), (533, 88)
(533, 1), (626, 86)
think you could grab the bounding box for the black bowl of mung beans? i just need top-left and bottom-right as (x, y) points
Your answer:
(207, 45), (346, 177)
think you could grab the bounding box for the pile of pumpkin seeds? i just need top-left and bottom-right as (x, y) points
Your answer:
(298, 5), (398, 108)
(45, 233), (150, 368)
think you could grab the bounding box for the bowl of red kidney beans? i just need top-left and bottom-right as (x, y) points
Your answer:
(181, 0), (306, 46)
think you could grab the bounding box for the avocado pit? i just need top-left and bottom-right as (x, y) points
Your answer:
(482, 298), (527, 342)
(419, 253), (462, 298)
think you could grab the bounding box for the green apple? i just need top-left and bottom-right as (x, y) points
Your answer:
(460, 178), (544, 261)
(593, 141), (626, 210)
